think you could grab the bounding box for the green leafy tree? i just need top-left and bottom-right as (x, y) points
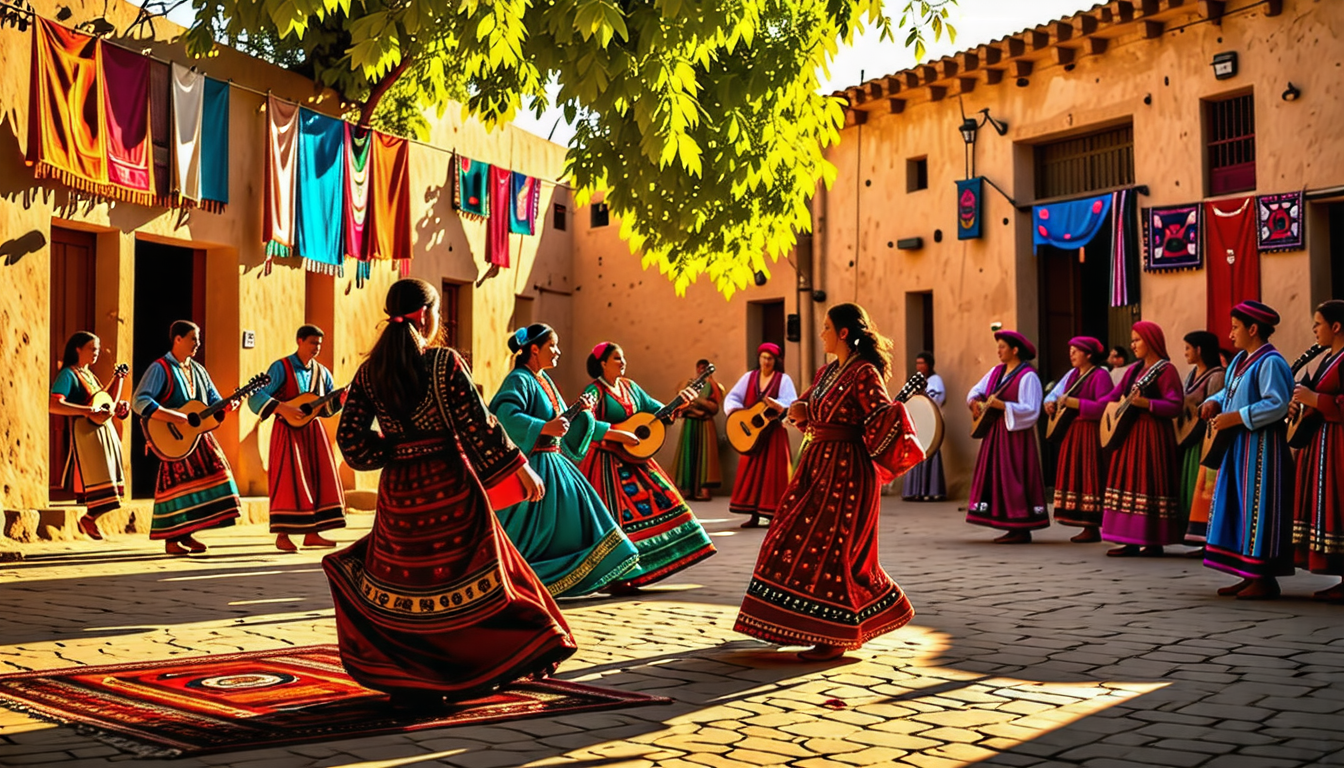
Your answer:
(183, 0), (955, 296)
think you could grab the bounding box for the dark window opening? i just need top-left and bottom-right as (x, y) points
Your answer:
(907, 157), (929, 192)
(1206, 92), (1256, 196)
(553, 204), (567, 231)
(590, 203), (609, 228)
(1034, 124), (1134, 200)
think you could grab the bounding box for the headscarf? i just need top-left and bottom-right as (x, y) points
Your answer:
(758, 342), (782, 358)
(993, 329), (1037, 361)
(1131, 321), (1169, 360)
(1067, 336), (1104, 357)
(591, 342), (612, 360)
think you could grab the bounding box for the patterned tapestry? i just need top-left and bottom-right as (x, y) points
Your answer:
(1256, 191), (1305, 253)
(1143, 204), (1202, 272)
(956, 178), (983, 240)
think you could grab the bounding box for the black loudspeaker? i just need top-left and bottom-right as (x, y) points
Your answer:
(786, 314), (801, 342)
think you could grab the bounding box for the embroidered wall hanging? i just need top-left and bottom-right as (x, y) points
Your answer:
(454, 155), (489, 219)
(1256, 191), (1304, 253)
(1032, 194), (1112, 249)
(956, 178), (983, 240)
(27, 19), (109, 196)
(1143, 204), (1202, 272)
(509, 172), (541, 235)
(343, 124), (372, 263)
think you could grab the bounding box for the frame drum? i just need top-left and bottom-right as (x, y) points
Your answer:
(904, 394), (945, 459)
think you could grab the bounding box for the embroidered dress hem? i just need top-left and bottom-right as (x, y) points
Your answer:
(1204, 545), (1294, 580)
(270, 504), (347, 535)
(150, 434), (241, 540)
(735, 582), (914, 649)
(546, 529), (640, 598)
(613, 541), (716, 590)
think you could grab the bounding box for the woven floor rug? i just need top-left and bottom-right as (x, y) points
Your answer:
(0, 645), (668, 756)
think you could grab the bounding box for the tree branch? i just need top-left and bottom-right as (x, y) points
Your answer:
(359, 57), (413, 127)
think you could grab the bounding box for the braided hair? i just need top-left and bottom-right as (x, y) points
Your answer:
(828, 303), (893, 380)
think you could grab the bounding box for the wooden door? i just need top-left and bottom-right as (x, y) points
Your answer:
(49, 227), (98, 498)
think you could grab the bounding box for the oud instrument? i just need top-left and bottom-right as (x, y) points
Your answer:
(144, 372), (272, 461)
(970, 365), (1029, 439)
(1202, 344), (1324, 468)
(278, 386), (348, 429)
(85, 363), (130, 426)
(1286, 345), (1335, 450)
(486, 391), (597, 511)
(1045, 368), (1100, 443)
(1099, 361), (1170, 450)
(610, 363), (715, 461)
(1174, 368), (1227, 449)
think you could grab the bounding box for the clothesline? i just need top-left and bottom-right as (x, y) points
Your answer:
(0, 0), (574, 191)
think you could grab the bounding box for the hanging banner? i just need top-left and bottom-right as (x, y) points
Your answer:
(1205, 196), (1259, 339)
(295, 108), (346, 274)
(199, 77), (230, 212)
(956, 178), (983, 240)
(1110, 189), (1140, 307)
(1143, 204), (1202, 272)
(1256, 191), (1305, 253)
(509, 172), (541, 235)
(1032, 193), (1112, 249)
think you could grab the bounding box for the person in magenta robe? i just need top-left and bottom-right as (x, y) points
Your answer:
(1043, 336), (1112, 542)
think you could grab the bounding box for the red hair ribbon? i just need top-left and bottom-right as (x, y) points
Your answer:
(390, 306), (428, 326)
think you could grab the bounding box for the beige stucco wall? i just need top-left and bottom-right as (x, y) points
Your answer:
(825, 0), (1343, 497)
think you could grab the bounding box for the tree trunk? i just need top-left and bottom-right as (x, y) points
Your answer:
(359, 58), (413, 127)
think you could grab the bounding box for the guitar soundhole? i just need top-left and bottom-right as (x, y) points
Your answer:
(750, 415), (766, 428)
(187, 413), (202, 428)
(301, 404), (313, 416)
(635, 426), (651, 440)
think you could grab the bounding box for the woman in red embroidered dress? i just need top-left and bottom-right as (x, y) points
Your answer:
(735, 304), (923, 662)
(1292, 300), (1344, 600)
(326, 279), (576, 702)
(725, 343), (798, 528)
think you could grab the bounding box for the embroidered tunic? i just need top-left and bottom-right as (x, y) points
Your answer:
(578, 377), (717, 587)
(966, 364), (1049, 531)
(132, 353), (242, 540)
(50, 366), (125, 517)
(1204, 345), (1295, 579)
(1043, 367), (1112, 528)
(1099, 360), (1185, 546)
(1182, 366), (1226, 544)
(735, 358), (923, 648)
(1293, 348), (1344, 575)
(725, 370), (798, 518)
(248, 354), (346, 535)
(489, 368), (639, 596)
(326, 348), (576, 698)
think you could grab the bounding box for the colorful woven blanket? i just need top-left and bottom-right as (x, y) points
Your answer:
(1256, 191), (1304, 253)
(1032, 194), (1113, 249)
(343, 124), (372, 262)
(455, 155), (489, 218)
(1144, 204), (1202, 272)
(488, 165), (512, 267)
(27, 19), (109, 197)
(99, 43), (153, 203)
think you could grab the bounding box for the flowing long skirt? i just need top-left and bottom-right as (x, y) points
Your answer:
(967, 421), (1049, 531)
(61, 418), (125, 517)
(150, 433), (241, 540)
(729, 424), (792, 518)
(1293, 422), (1344, 575)
(268, 420), (346, 535)
(579, 447), (715, 587)
(736, 437), (914, 648)
(901, 450), (946, 501)
(1205, 426), (1294, 579)
(1183, 444), (1217, 544)
(1052, 421), (1105, 528)
(496, 449), (639, 597)
(673, 417), (722, 496)
(323, 452), (576, 698)
(1101, 414), (1184, 546)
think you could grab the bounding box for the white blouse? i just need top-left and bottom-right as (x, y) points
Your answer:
(725, 371), (797, 415)
(966, 366), (1042, 432)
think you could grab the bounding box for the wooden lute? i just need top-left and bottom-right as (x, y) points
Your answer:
(970, 364), (1028, 439)
(610, 363), (715, 461)
(1099, 360), (1171, 450)
(144, 372), (272, 461)
(85, 363), (130, 425)
(1201, 344), (1324, 468)
(278, 386), (348, 428)
(485, 391), (597, 511)
(726, 375), (788, 455)
(1286, 346), (1337, 450)
(1174, 367), (1227, 449)
(1045, 367), (1100, 443)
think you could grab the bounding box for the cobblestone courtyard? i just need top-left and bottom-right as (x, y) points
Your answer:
(2, 498), (1342, 768)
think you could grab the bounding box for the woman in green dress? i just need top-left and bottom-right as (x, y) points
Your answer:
(489, 325), (640, 597)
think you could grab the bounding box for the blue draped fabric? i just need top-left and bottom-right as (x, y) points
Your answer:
(1033, 193), (1112, 249)
(296, 109), (346, 273)
(200, 78), (229, 207)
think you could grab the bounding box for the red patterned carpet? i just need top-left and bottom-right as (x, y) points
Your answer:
(0, 646), (667, 756)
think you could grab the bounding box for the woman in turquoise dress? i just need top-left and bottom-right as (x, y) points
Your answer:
(578, 342), (716, 594)
(489, 325), (640, 597)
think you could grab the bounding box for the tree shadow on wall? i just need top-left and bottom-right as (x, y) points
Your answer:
(0, 229), (45, 266)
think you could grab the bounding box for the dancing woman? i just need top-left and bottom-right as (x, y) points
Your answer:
(966, 330), (1049, 543)
(1292, 300), (1344, 600)
(1042, 337), (1112, 542)
(725, 343), (797, 527)
(578, 342), (716, 592)
(1099, 321), (1185, 557)
(735, 304), (923, 661)
(49, 332), (129, 540)
(489, 324), (640, 597)
(1180, 331), (1226, 549)
(326, 279), (575, 701)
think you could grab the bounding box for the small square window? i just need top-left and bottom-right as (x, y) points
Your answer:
(553, 204), (567, 231)
(907, 158), (928, 192)
(590, 203), (610, 228)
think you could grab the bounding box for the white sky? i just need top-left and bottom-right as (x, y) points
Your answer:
(151, 0), (1101, 144)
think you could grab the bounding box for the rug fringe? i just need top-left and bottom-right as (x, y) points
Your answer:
(0, 696), (182, 758)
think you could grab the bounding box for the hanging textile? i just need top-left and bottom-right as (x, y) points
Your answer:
(487, 165), (512, 267)
(1109, 188), (1141, 307)
(1256, 191), (1305, 253)
(263, 95), (301, 262)
(1205, 197), (1260, 339)
(170, 63), (204, 203)
(454, 154), (489, 218)
(343, 124), (372, 263)
(199, 78), (229, 212)
(1143, 204), (1202, 272)
(295, 109), (346, 275)
(368, 132), (411, 263)
(98, 43), (154, 204)
(956, 178), (983, 240)
(26, 19), (109, 196)
(148, 60), (172, 203)
(509, 172), (541, 235)
(1032, 194), (1112, 249)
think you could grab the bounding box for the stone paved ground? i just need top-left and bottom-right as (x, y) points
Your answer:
(1, 498), (1343, 768)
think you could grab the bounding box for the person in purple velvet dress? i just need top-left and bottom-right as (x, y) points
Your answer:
(1043, 336), (1113, 543)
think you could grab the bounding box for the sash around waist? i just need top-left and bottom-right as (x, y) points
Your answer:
(808, 424), (863, 443)
(389, 436), (453, 461)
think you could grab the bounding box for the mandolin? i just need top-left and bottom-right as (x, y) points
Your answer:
(278, 386), (347, 429)
(1174, 368), (1226, 449)
(485, 392), (597, 511)
(970, 365), (1029, 439)
(1286, 346), (1337, 450)
(144, 372), (272, 461)
(727, 391), (787, 456)
(85, 364), (130, 425)
(1045, 367), (1100, 443)
(1099, 360), (1171, 450)
(610, 363), (715, 461)
(1202, 344), (1324, 468)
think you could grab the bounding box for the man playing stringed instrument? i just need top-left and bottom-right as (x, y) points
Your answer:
(724, 343), (797, 527)
(248, 325), (346, 552)
(132, 321), (243, 556)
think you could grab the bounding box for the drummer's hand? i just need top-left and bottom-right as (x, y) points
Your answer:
(606, 429), (641, 446)
(1044, 401), (1058, 417)
(1199, 401), (1221, 420)
(518, 464), (545, 502)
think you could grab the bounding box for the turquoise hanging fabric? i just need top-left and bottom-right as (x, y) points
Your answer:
(295, 109), (346, 275)
(199, 77), (229, 212)
(454, 154), (489, 219)
(1032, 193), (1112, 249)
(509, 171), (540, 235)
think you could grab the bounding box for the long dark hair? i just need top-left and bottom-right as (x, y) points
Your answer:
(1183, 330), (1221, 369)
(61, 331), (97, 370)
(587, 343), (621, 379)
(365, 278), (441, 415)
(828, 303), (893, 380)
(510, 324), (555, 369)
